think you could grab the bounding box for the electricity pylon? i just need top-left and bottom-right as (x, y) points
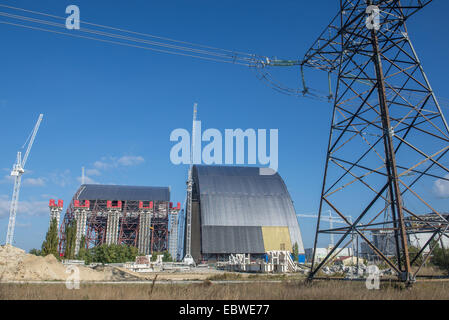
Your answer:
(306, 0), (449, 284)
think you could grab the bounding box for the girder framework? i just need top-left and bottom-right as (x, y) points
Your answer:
(59, 197), (179, 256)
(307, 0), (449, 283)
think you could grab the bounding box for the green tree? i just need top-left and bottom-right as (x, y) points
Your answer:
(126, 245), (138, 262)
(430, 241), (449, 272)
(64, 219), (77, 259)
(77, 235), (92, 264)
(163, 251), (173, 262)
(292, 242), (299, 262)
(41, 218), (59, 258)
(408, 245), (424, 266)
(150, 251), (172, 262)
(29, 248), (41, 256)
(87, 244), (139, 264)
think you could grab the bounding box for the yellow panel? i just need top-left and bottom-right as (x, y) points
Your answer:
(261, 227), (292, 252)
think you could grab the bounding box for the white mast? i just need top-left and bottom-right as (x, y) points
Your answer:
(183, 103), (197, 265)
(6, 114), (44, 245)
(81, 167), (85, 185)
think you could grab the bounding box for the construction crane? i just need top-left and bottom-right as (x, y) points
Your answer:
(5, 114), (44, 246)
(183, 103), (197, 266)
(298, 212), (358, 269)
(297, 211), (354, 248)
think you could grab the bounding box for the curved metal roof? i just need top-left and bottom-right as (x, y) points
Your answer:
(193, 165), (304, 253)
(76, 184), (170, 201)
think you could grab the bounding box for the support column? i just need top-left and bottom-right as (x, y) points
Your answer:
(106, 201), (122, 245)
(73, 200), (90, 256)
(168, 202), (181, 261)
(138, 200), (153, 254)
(48, 199), (63, 232)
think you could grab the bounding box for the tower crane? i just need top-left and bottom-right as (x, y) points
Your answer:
(297, 212), (358, 267)
(297, 211), (348, 248)
(5, 114), (44, 246)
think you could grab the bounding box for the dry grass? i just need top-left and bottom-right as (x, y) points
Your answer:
(206, 272), (296, 281)
(1, 280), (449, 300)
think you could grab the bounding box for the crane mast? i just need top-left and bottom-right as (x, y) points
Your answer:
(183, 103), (197, 265)
(5, 114), (43, 246)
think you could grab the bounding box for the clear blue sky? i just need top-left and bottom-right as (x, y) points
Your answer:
(0, 0), (448, 252)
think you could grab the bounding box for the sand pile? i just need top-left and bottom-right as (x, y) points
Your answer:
(0, 245), (133, 282)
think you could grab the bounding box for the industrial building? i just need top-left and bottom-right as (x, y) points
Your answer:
(58, 184), (180, 257)
(361, 213), (449, 259)
(185, 165), (304, 263)
(305, 247), (353, 263)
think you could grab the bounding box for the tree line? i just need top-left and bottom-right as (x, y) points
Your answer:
(29, 218), (171, 264)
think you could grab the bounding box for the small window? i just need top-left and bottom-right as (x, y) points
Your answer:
(280, 243), (285, 250)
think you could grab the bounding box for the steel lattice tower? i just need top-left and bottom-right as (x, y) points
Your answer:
(305, 0), (449, 283)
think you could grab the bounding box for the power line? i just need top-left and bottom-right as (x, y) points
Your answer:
(0, 3), (256, 57)
(0, 20), (252, 66)
(1, 3), (448, 107)
(0, 11), (256, 66)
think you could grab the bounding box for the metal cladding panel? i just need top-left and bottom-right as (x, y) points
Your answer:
(202, 226), (265, 254)
(261, 227), (292, 252)
(77, 184), (170, 201)
(193, 165), (305, 254)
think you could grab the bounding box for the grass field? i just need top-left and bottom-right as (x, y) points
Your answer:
(1, 280), (449, 300)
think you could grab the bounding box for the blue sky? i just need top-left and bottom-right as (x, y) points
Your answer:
(0, 0), (448, 252)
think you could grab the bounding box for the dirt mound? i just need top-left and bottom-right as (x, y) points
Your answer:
(0, 245), (134, 282)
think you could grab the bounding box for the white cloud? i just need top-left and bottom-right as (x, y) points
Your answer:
(86, 169), (101, 176)
(49, 169), (72, 187)
(0, 195), (49, 218)
(23, 177), (46, 187)
(93, 155), (145, 170)
(93, 159), (111, 170)
(0, 174), (15, 184)
(77, 175), (97, 185)
(16, 222), (32, 228)
(76, 155), (146, 185)
(117, 156), (145, 166)
(434, 174), (449, 198)
(41, 194), (58, 199)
